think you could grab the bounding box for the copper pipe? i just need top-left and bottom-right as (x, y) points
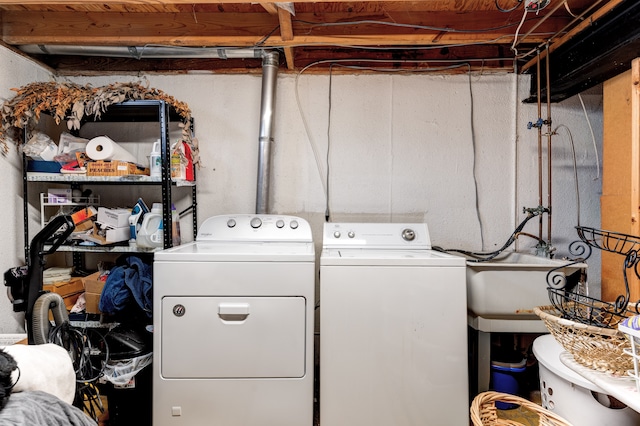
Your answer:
(536, 50), (544, 241)
(546, 43), (553, 245)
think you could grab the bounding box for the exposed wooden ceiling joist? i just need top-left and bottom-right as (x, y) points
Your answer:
(0, 0), (620, 83)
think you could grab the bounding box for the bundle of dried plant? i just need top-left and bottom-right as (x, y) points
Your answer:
(0, 81), (199, 166)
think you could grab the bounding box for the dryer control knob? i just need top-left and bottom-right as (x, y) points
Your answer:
(348, 231), (355, 238)
(276, 219), (285, 228)
(227, 219), (236, 228)
(402, 228), (416, 241)
(333, 231), (341, 238)
(250, 217), (262, 228)
(290, 220), (299, 229)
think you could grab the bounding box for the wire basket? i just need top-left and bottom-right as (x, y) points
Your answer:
(547, 286), (634, 328)
(534, 305), (634, 375)
(470, 391), (573, 426)
(575, 226), (640, 255)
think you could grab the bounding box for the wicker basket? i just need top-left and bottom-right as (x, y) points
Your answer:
(534, 305), (633, 375)
(470, 391), (573, 426)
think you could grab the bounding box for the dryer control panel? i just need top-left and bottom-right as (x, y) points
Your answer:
(323, 222), (431, 249)
(197, 214), (312, 243)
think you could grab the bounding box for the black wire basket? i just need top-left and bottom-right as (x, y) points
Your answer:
(545, 227), (640, 328)
(575, 225), (640, 255)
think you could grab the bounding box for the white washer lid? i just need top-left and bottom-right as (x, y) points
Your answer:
(320, 247), (465, 267)
(533, 334), (605, 392)
(154, 240), (315, 262)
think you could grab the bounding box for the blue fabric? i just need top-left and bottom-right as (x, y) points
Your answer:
(98, 256), (153, 317)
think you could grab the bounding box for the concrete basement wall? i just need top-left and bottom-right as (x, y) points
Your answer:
(0, 46), (603, 333)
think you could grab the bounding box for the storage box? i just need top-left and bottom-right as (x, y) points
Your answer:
(86, 160), (149, 177)
(83, 271), (106, 294)
(26, 160), (62, 173)
(43, 277), (84, 297)
(86, 223), (129, 245)
(98, 207), (131, 228)
(71, 206), (98, 225)
(85, 293), (101, 314)
(83, 271), (107, 314)
(47, 188), (73, 204)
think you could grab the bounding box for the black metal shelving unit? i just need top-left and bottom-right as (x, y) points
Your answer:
(22, 100), (197, 266)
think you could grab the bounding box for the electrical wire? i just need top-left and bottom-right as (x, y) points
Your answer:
(295, 58), (488, 218)
(553, 124), (581, 226)
(578, 93), (600, 180)
(293, 17), (540, 34)
(496, 0), (523, 13)
(564, 0), (582, 19)
(325, 64), (334, 222)
(511, 7), (529, 57)
(466, 67), (486, 250)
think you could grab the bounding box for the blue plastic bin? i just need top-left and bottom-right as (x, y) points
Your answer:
(490, 360), (527, 409)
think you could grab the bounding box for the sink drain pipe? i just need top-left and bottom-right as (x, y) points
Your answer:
(255, 51), (279, 214)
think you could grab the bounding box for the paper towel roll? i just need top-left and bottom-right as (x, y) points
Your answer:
(86, 136), (137, 163)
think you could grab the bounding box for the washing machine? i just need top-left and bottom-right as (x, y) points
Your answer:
(153, 214), (315, 426)
(320, 222), (468, 426)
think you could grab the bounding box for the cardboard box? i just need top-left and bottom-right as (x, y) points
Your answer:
(85, 223), (129, 245)
(86, 160), (149, 177)
(84, 293), (101, 314)
(83, 271), (107, 314)
(97, 207), (131, 228)
(71, 206), (98, 225)
(83, 271), (106, 294)
(43, 277), (84, 297)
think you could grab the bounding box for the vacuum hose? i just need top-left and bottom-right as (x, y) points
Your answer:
(31, 292), (69, 345)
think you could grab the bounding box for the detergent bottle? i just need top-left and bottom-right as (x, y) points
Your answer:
(149, 140), (162, 178)
(137, 203), (164, 248)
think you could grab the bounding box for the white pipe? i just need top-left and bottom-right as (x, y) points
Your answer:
(255, 51), (279, 214)
(18, 44), (263, 59)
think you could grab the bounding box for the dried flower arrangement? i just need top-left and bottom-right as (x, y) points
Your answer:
(0, 81), (199, 165)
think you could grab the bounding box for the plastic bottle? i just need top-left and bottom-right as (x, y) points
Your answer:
(171, 203), (181, 246)
(137, 203), (163, 248)
(149, 140), (162, 178)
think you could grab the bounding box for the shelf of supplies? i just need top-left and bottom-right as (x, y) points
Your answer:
(27, 173), (196, 186)
(44, 244), (158, 254)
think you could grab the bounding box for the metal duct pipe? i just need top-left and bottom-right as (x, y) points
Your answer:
(255, 51), (279, 214)
(18, 44), (264, 59)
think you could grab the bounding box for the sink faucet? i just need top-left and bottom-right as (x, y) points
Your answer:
(514, 232), (555, 258)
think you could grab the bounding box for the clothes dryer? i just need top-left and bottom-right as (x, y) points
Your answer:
(153, 214), (315, 426)
(320, 222), (468, 426)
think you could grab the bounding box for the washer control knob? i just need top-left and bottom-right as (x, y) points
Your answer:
(402, 228), (416, 241)
(348, 231), (355, 238)
(250, 217), (262, 229)
(290, 220), (299, 229)
(227, 219), (236, 228)
(333, 231), (341, 239)
(276, 219), (285, 228)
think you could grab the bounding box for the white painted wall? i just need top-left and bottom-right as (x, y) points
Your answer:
(0, 46), (604, 332)
(0, 50), (55, 333)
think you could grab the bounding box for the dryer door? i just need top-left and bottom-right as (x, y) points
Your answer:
(160, 296), (306, 378)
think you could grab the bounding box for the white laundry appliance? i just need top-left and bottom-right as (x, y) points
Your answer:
(320, 222), (468, 426)
(153, 214), (315, 426)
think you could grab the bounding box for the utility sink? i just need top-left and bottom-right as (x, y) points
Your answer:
(465, 251), (587, 320)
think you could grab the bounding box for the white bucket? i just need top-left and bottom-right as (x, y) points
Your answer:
(533, 334), (640, 425)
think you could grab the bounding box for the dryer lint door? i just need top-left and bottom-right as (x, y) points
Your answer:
(160, 296), (306, 378)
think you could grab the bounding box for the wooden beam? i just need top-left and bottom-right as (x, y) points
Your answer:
(1, 10), (561, 46)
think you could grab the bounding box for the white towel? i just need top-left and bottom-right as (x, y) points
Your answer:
(4, 343), (75, 404)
